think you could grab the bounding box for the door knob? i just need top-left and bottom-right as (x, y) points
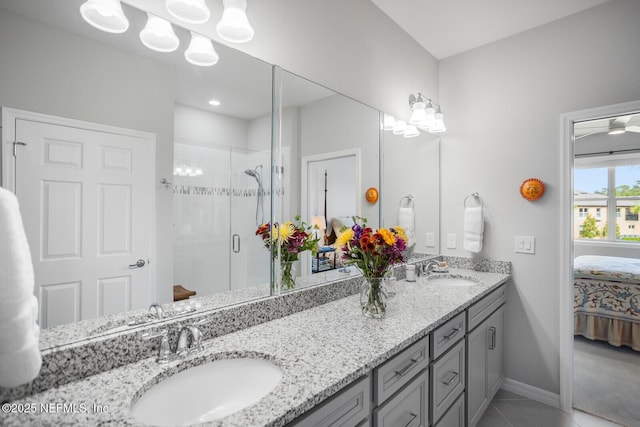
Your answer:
(129, 259), (146, 268)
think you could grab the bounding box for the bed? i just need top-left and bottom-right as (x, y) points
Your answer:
(573, 255), (640, 351)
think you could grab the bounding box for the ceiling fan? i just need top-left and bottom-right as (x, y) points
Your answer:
(574, 114), (640, 140)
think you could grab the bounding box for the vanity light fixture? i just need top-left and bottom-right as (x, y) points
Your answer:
(140, 13), (180, 52)
(174, 164), (204, 177)
(392, 120), (407, 135)
(185, 32), (219, 66)
(166, 0), (211, 24)
(383, 113), (395, 131)
(404, 124), (420, 138)
(216, 0), (254, 43)
(79, 0), (129, 34)
(408, 93), (446, 134)
(430, 106), (446, 133)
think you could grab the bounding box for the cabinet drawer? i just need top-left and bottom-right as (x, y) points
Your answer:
(431, 312), (465, 360)
(289, 375), (370, 427)
(373, 369), (428, 427)
(431, 340), (465, 424)
(434, 393), (464, 427)
(467, 285), (506, 331)
(374, 336), (429, 405)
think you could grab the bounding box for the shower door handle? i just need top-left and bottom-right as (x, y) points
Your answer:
(232, 234), (240, 253)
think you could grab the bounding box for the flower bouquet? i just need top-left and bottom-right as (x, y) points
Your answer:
(335, 217), (407, 318)
(256, 215), (320, 290)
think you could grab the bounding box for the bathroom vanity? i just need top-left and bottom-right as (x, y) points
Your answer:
(290, 281), (506, 427)
(1, 258), (509, 427)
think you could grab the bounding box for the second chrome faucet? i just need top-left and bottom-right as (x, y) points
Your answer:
(143, 321), (208, 363)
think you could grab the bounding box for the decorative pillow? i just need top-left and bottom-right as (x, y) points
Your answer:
(331, 216), (355, 237)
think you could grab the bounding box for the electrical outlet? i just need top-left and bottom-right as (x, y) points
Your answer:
(425, 232), (435, 247)
(515, 236), (535, 254)
(447, 233), (457, 249)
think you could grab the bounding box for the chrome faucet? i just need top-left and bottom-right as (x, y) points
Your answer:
(143, 321), (208, 363)
(420, 260), (441, 276)
(148, 303), (164, 320)
(176, 325), (204, 356)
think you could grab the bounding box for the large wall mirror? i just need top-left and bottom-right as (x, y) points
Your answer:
(381, 130), (440, 256)
(0, 0), (440, 349)
(274, 69), (381, 288)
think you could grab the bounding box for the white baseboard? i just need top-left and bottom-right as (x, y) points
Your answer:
(502, 377), (561, 409)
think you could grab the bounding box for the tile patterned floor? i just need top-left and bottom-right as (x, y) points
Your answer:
(478, 390), (625, 427)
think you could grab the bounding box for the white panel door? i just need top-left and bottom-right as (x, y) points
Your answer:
(11, 115), (154, 328)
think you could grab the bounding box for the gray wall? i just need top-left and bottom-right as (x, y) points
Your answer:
(439, 0), (640, 394)
(0, 8), (175, 303)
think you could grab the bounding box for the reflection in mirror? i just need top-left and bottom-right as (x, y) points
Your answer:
(382, 129), (440, 256)
(0, 0), (273, 345)
(274, 69), (381, 290)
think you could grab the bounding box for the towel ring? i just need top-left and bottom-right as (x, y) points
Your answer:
(400, 194), (414, 208)
(463, 192), (483, 208)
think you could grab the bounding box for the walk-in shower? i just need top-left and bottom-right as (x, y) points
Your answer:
(245, 164), (264, 226)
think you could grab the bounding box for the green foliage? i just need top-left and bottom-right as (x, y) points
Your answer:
(580, 214), (600, 238)
(601, 222), (620, 238)
(596, 181), (640, 196)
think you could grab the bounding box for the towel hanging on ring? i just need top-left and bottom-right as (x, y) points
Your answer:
(463, 193), (484, 253)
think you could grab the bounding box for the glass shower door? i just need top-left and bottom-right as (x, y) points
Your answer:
(230, 147), (271, 291)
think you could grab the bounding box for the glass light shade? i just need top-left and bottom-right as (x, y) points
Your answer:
(166, 0), (210, 24)
(140, 13), (179, 52)
(430, 107), (446, 133)
(409, 101), (427, 125)
(392, 120), (407, 135)
(404, 125), (420, 138)
(185, 32), (219, 66)
(80, 0), (129, 34)
(425, 99), (436, 119)
(383, 114), (395, 131)
(430, 117), (446, 133)
(216, 0), (254, 43)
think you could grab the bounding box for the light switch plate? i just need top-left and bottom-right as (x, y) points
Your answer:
(515, 236), (535, 254)
(426, 232), (435, 247)
(447, 233), (457, 249)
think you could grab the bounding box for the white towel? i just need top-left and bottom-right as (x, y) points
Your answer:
(0, 187), (41, 387)
(398, 207), (415, 248)
(463, 206), (484, 253)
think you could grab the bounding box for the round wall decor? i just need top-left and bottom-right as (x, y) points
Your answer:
(520, 178), (545, 201)
(365, 187), (379, 204)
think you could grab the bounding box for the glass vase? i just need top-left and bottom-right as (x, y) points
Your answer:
(280, 260), (296, 290)
(360, 276), (388, 319)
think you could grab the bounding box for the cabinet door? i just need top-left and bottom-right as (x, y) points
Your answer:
(466, 304), (505, 427)
(487, 305), (505, 399)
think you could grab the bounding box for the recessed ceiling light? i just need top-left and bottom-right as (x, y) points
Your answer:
(209, 99), (221, 106)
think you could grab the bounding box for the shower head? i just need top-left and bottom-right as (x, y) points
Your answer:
(244, 164), (263, 180)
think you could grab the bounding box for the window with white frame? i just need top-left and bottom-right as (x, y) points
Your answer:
(574, 156), (640, 242)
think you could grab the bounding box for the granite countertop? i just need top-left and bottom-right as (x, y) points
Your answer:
(3, 269), (509, 426)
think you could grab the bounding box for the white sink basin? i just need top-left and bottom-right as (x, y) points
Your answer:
(427, 277), (478, 287)
(131, 358), (282, 426)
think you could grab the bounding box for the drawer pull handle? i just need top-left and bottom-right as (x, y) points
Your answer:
(488, 326), (496, 350)
(403, 412), (418, 427)
(443, 327), (460, 340)
(395, 358), (419, 377)
(442, 371), (459, 386)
